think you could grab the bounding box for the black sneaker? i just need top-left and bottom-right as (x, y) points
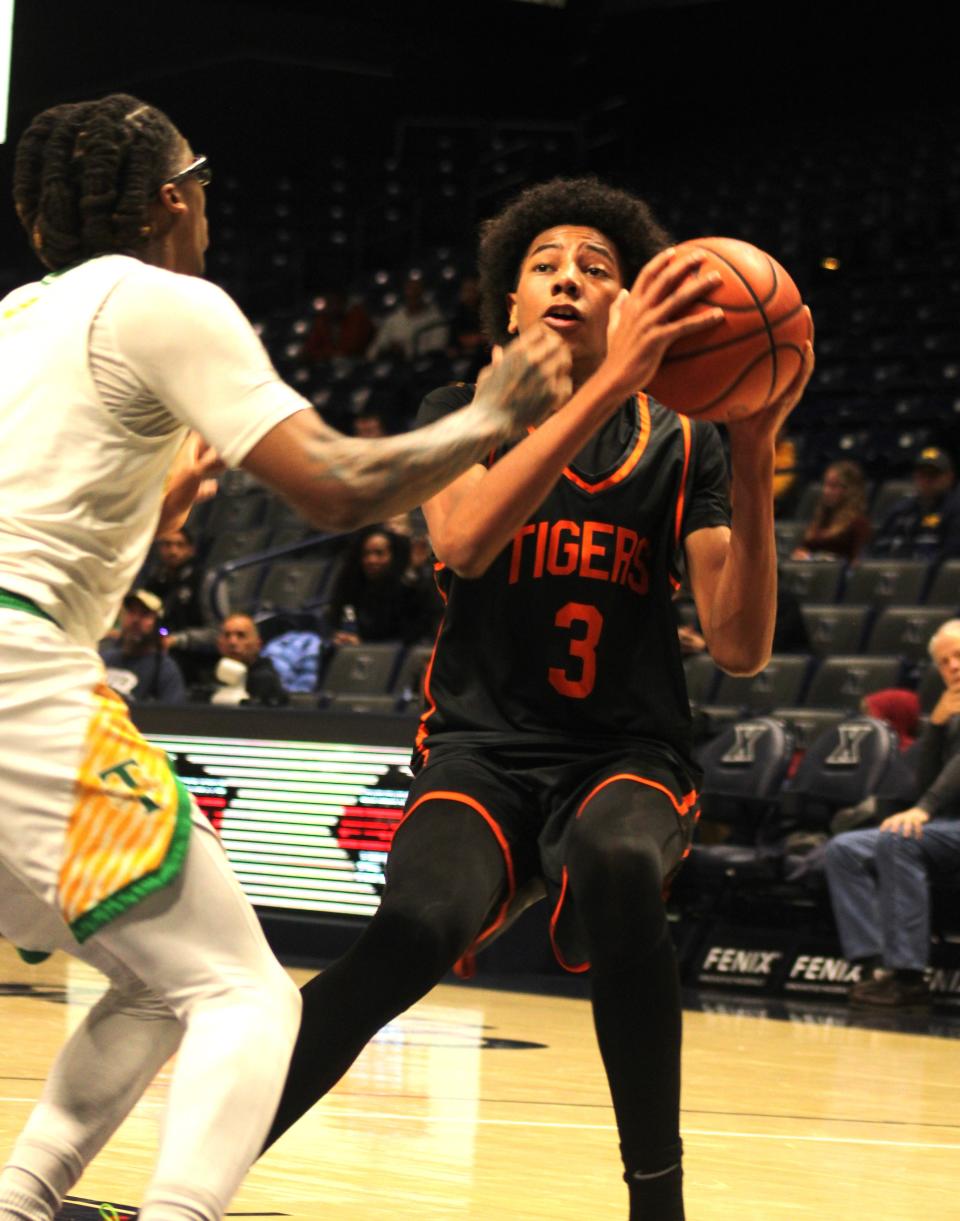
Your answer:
(849, 973), (930, 1008)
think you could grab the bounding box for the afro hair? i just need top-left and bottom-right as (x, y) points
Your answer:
(477, 176), (672, 344)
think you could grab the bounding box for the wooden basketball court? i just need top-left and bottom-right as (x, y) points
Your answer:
(1, 941), (957, 1219)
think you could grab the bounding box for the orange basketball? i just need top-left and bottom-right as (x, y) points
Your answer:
(645, 237), (812, 422)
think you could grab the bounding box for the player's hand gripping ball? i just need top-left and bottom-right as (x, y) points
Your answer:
(646, 237), (813, 422)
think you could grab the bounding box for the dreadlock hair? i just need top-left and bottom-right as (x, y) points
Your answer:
(13, 93), (182, 272)
(477, 176), (672, 345)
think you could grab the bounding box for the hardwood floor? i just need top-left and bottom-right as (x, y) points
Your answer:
(1, 943), (957, 1219)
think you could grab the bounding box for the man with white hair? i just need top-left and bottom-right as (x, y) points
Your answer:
(825, 618), (960, 1008)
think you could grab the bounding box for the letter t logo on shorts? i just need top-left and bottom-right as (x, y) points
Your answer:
(99, 758), (161, 814)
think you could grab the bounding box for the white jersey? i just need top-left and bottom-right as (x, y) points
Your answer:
(0, 255), (307, 647)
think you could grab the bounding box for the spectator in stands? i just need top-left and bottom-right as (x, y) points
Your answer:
(99, 590), (187, 704)
(381, 511), (441, 630)
(368, 275), (447, 360)
(791, 460), (872, 563)
(351, 411), (387, 439)
(669, 587), (707, 656)
(825, 618), (960, 1007)
(448, 275), (486, 356)
(773, 425), (800, 514)
(406, 525), (433, 581)
(145, 526), (219, 685)
(677, 624), (707, 655)
(405, 524), (443, 638)
(146, 526), (206, 632)
(861, 688), (922, 752)
(301, 291), (373, 363)
(326, 526), (435, 645)
(206, 613), (288, 706)
(870, 447), (960, 559)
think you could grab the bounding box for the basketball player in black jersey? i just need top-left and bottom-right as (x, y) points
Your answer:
(264, 178), (814, 1219)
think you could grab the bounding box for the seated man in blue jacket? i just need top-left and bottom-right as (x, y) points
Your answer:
(871, 447), (960, 560)
(825, 617), (960, 1006)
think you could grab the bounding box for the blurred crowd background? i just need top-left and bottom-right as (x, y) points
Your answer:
(2, 0), (958, 844)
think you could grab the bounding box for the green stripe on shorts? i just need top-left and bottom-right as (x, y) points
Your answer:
(0, 589), (60, 628)
(69, 766), (194, 943)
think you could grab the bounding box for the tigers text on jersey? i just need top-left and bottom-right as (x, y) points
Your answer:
(414, 384), (730, 770)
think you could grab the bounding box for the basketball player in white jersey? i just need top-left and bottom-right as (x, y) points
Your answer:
(0, 94), (572, 1221)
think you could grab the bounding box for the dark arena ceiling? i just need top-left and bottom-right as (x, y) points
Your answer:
(0, 0), (951, 271)
(3, 0), (949, 157)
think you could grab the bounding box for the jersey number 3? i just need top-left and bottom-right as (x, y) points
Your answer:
(548, 602), (603, 699)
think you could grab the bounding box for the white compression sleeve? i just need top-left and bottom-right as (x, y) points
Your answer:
(1, 819), (300, 1221)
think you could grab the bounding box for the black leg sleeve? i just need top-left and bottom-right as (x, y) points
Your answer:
(262, 802), (509, 1150)
(565, 784), (686, 1220)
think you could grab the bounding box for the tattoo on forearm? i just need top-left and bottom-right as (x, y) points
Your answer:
(300, 343), (559, 523)
(304, 407), (498, 521)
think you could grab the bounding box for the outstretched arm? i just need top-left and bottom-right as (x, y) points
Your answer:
(686, 317), (815, 675)
(241, 325), (571, 532)
(114, 272), (566, 537)
(424, 248), (725, 577)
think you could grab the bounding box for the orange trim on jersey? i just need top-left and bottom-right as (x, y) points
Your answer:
(413, 634), (440, 762)
(523, 394), (651, 495)
(561, 394), (651, 494)
(673, 413), (693, 550)
(414, 568), (449, 766)
(402, 789), (516, 948)
(549, 867), (591, 974)
(548, 771), (700, 974)
(575, 772), (699, 821)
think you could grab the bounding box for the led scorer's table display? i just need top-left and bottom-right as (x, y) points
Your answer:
(147, 731), (414, 918)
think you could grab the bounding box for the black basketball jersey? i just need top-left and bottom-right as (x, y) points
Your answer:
(413, 385), (731, 772)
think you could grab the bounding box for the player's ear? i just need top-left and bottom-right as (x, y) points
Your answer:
(157, 183), (187, 217)
(506, 293), (518, 335)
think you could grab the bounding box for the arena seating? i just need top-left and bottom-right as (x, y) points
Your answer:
(704, 655), (811, 719)
(687, 715), (796, 887)
(138, 106), (960, 776)
(678, 715), (908, 923)
(318, 642), (404, 702)
(840, 560), (930, 606)
(801, 604), (871, 655)
(779, 716), (903, 836)
(316, 641), (430, 716)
